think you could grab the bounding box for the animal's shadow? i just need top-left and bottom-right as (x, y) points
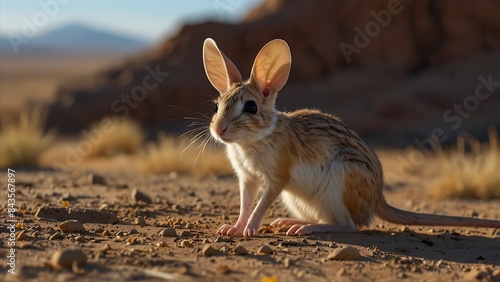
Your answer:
(307, 230), (500, 265)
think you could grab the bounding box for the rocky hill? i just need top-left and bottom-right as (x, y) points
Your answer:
(46, 0), (500, 145)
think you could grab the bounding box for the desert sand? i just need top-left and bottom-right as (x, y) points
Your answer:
(1, 152), (499, 281)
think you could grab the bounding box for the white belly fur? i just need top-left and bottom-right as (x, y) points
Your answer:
(281, 162), (355, 228)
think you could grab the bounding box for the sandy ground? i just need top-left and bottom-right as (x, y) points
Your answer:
(0, 166), (499, 282)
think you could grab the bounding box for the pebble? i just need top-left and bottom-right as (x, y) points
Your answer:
(492, 269), (500, 280)
(18, 242), (32, 249)
(185, 222), (194, 229)
(135, 216), (147, 226)
(129, 228), (138, 234)
(126, 237), (138, 245)
(181, 240), (193, 248)
(75, 236), (87, 243)
(202, 244), (216, 256)
(327, 246), (361, 260)
(159, 227), (177, 237)
(400, 226), (411, 232)
(216, 264), (230, 274)
(463, 269), (489, 281)
(15, 230), (27, 241)
(49, 232), (64, 240)
(59, 220), (86, 233)
(257, 245), (273, 255)
(156, 241), (169, 248)
(233, 244), (248, 255)
(89, 174), (106, 185)
(50, 248), (87, 269)
(131, 188), (153, 204)
(336, 267), (346, 276)
(179, 230), (191, 237)
(94, 227), (105, 233)
(283, 258), (291, 268)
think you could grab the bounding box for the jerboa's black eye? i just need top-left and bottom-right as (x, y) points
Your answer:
(214, 103), (218, 113)
(244, 101), (258, 114)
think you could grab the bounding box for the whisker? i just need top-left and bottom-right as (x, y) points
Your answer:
(181, 129), (209, 156)
(168, 105), (211, 120)
(179, 126), (209, 138)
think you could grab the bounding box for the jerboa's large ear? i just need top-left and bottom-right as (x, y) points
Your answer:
(250, 39), (291, 97)
(203, 38), (242, 93)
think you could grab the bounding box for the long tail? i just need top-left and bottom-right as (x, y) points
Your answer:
(376, 203), (500, 228)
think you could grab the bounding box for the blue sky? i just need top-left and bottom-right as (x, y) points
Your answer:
(0, 0), (262, 41)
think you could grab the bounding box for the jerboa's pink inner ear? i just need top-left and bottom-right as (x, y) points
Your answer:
(250, 39), (291, 97)
(203, 38), (242, 93)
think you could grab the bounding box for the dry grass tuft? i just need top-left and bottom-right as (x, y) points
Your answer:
(142, 133), (233, 176)
(85, 117), (144, 157)
(0, 108), (55, 167)
(427, 127), (500, 199)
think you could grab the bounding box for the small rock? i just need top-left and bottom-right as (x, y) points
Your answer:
(16, 230), (27, 241)
(135, 216), (147, 226)
(156, 241), (168, 248)
(75, 236), (87, 243)
(464, 269), (489, 281)
(466, 210), (479, 217)
(440, 230), (452, 240)
(202, 239), (210, 244)
(397, 272), (406, 279)
(49, 232), (64, 240)
(215, 264), (230, 274)
(129, 228), (138, 234)
(18, 242), (32, 249)
(159, 227), (177, 237)
(99, 244), (111, 253)
(202, 244), (216, 256)
(336, 267), (346, 276)
(284, 258), (292, 268)
(400, 226), (411, 232)
(59, 220), (86, 233)
(233, 244), (248, 255)
(257, 245), (273, 255)
(89, 174), (106, 185)
(327, 246), (361, 260)
(50, 248), (87, 269)
(492, 269), (500, 280)
(126, 237), (138, 245)
(94, 227), (105, 233)
(131, 188), (152, 204)
(185, 222), (194, 229)
(181, 240), (193, 248)
(179, 230), (191, 237)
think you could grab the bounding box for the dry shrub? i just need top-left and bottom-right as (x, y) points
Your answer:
(142, 133), (233, 176)
(85, 117), (144, 157)
(427, 127), (500, 199)
(0, 108), (55, 167)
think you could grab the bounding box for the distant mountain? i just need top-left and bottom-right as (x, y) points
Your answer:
(0, 23), (151, 55)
